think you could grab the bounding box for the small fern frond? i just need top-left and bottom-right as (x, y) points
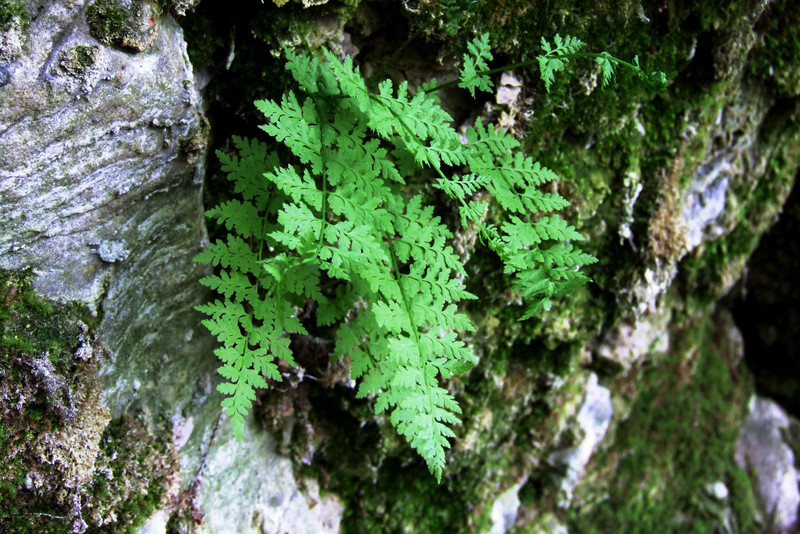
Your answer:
(217, 137), (281, 212)
(464, 118), (520, 156)
(596, 52), (616, 88)
(538, 34), (585, 92)
(459, 33), (494, 97)
(255, 93), (324, 172)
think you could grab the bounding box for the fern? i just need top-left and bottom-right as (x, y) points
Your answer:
(196, 33), (665, 480)
(538, 34), (586, 92)
(459, 33), (494, 97)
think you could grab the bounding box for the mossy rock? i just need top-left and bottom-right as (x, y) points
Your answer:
(86, 0), (159, 53)
(0, 270), (179, 532)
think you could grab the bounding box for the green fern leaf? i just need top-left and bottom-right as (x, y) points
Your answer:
(596, 52), (616, 87)
(538, 34), (585, 92)
(194, 34), (621, 479)
(459, 33), (494, 97)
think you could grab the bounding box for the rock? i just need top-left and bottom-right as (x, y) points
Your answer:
(195, 418), (343, 534)
(86, 0), (160, 53)
(593, 312), (671, 372)
(0, 0), (206, 308)
(488, 482), (523, 534)
(735, 396), (800, 534)
(0, 2), (343, 531)
(0, 0), (27, 63)
(163, 0), (201, 16)
(548, 373), (614, 506)
(137, 510), (170, 534)
(681, 153), (734, 251)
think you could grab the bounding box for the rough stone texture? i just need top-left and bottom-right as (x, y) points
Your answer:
(735, 396), (800, 534)
(0, 1), (205, 308)
(0, 0), (222, 463)
(194, 418), (344, 534)
(0, 1), (343, 532)
(488, 482), (523, 534)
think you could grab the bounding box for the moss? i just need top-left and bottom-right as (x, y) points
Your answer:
(678, 113), (800, 311)
(567, 313), (760, 533)
(83, 416), (179, 531)
(0, 270), (97, 368)
(86, 0), (129, 44)
(0, 0), (28, 31)
(85, 0), (159, 53)
(59, 45), (101, 78)
(748, 0), (800, 97)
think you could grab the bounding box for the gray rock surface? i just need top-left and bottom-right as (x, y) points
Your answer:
(0, 2), (343, 531)
(735, 396), (800, 534)
(548, 373), (613, 506)
(488, 481), (523, 534)
(195, 417), (344, 534)
(0, 1), (206, 310)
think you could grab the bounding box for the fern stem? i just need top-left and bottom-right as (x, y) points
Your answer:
(313, 96), (329, 253)
(384, 233), (436, 414)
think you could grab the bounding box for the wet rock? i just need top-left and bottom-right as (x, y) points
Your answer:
(735, 396), (800, 534)
(592, 306), (671, 372)
(195, 419), (343, 534)
(681, 153), (734, 251)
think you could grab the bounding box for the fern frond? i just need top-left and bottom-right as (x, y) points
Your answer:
(370, 81), (465, 168)
(217, 137), (282, 212)
(470, 151), (560, 214)
(255, 92), (325, 173)
(464, 118), (520, 156)
(196, 235), (262, 276)
(434, 174), (491, 209)
(538, 34), (585, 92)
(596, 52), (616, 88)
(459, 33), (494, 97)
(267, 165), (323, 211)
(206, 199), (263, 238)
(285, 48), (340, 96)
(196, 35), (616, 478)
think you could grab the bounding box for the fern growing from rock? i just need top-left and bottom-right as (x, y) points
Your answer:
(196, 34), (665, 481)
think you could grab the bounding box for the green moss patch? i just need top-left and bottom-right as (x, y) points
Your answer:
(567, 314), (760, 533)
(0, 0), (28, 32)
(86, 0), (158, 53)
(84, 416), (180, 530)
